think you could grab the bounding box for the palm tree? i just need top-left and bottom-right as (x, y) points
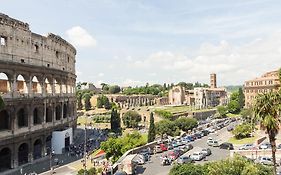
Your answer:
(253, 91), (281, 175)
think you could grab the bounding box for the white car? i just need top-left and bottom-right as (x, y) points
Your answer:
(239, 144), (254, 150)
(255, 156), (273, 166)
(207, 140), (219, 147)
(190, 152), (204, 161)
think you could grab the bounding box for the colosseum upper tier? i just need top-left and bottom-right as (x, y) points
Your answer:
(0, 13), (77, 171)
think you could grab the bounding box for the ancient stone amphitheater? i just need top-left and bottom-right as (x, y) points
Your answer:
(0, 13), (77, 172)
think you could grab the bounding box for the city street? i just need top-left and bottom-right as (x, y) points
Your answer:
(139, 126), (232, 175)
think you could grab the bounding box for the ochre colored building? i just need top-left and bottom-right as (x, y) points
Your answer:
(244, 70), (280, 108)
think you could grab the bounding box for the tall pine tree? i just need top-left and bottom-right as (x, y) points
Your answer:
(148, 112), (156, 143)
(111, 109), (121, 132)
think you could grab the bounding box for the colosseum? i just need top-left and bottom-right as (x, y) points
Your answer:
(0, 13), (77, 172)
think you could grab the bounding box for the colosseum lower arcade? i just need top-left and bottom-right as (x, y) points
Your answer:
(0, 13), (77, 172)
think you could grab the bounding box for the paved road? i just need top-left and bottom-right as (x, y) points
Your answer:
(139, 126), (232, 175)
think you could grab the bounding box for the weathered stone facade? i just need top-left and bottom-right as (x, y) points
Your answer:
(0, 13), (76, 172)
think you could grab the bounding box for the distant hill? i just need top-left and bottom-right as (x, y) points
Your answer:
(224, 85), (243, 92)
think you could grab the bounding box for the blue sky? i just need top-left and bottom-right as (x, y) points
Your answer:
(2, 0), (281, 87)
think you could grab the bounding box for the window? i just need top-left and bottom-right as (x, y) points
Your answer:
(34, 44), (39, 53)
(0, 36), (7, 46)
(55, 51), (59, 58)
(21, 59), (25, 63)
(67, 57), (70, 63)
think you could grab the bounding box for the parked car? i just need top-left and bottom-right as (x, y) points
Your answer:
(168, 151), (179, 161)
(190, 152), (204, 161)
(259, 143), (271, 150)
(255, 156), (273, 166)
(207, 140), (219, 147)
(239, 144), (254, 150)
(186, 144), (194, 151)
(202, 130), (210, 136)
(167, 144), (174, 150)
(194, 133), (202, 139)
(177, 156), (194, 164)
(220, 142), (234, 150)
(115, 171), (127, 175)
(201, 148), (212, 156)
(278, 144), (281, 149)
(159, 144), (168, 151)
(154, 145), (162, 153)
(171, 141), (178, 148)
(227, 125), (234, 131)
(174, 148), (184, 157)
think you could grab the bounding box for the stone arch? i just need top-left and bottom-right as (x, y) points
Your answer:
(54, 79), (60, 94)
(0, 110), (10, 130)
(46, 107), (52, 123)
(17, 108), (28, 128)
(45, 135), (52, 155)
(55, 105), (61, 120)
(31, 76), (42, 94)
(0, 147), (11, 171)
(33, 107), (42, 125)
(63, 103), (68, 118)
(0, 72), (10, 94)
(33, 139), (42, 159)
(18, 143), (29, 166)
(16, 74), (28, 94)
(44, 78), (52, 94)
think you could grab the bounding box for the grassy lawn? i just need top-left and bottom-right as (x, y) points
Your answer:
(228, 135), (258, 145)
(152, 105), (216, 114)
(227, 113), (241, 118)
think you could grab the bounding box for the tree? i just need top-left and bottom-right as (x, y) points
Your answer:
(110, 109), (121, 132)
(232, 123), (252, 139)
(147, 112), (156, 142)
(227, 100), (240, 114)
(83, 93), (92, 111)
(155, 120), (178, 137)
(174, 117), (198, 132)
(0, 96), (4, 110)
(217, 106), (228, 117)
(169, 155), (273, 175)
(122, 111), (141, 128)
(104, 97), (112, 110)
(238, 87), (245, 109)
(109, 85), (121, 94)
(96, 96), (103, 108)
(254, 91), (281, 175)
(101, 83), (109, 92)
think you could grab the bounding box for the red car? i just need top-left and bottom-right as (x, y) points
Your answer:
(168, 151), (179, 160)
(159, 144), (168, 151)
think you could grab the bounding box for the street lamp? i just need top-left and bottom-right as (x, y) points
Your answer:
(83, 121), (87, 175)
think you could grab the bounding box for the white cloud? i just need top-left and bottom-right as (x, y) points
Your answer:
(122, 79), (143, 87)
(66, 26), (97, 48)
(124, 32), (281, 86)
(98, 73), (104, 77)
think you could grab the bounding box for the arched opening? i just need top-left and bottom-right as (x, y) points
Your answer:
(16, 74), (28, 94)
(46, 107), (52, 123)
(45, 135), (52, 155)
(18, 143), (28, 166)
(44, 78), (52, 94)
(55, 105), (61, 120)
(0, 147), (11, 171)
(63, 103), (68, 118)
(33, 108), (42, 125)
(32, 76), (42, 94)
(54, 79), (60, 94)
(33, 139), (42, 159)
(62, 84), (67, 94)
(17, 108), (28, 128)
(0, 110), (10, 130)
(0, 73), (10, 94)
